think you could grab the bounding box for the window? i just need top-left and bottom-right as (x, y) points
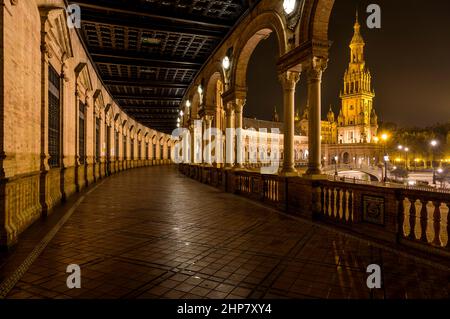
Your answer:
(167, 146), (171, 160)
(79, 102), (86, 164)
(130, 138), (134, 160)
(145, 142), (149, 160)
(138, 141), (142, 159)
(115, 130), (119, 158)
(160, 145), (164, 160)
(106, 126), (111, 160)
(48, 66), (60, 168)
(95, 118), (101, 161)
(123, 136), (127, 160)
(153, 144), (156, 160)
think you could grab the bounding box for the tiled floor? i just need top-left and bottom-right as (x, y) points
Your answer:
(2, 166), (449, 299)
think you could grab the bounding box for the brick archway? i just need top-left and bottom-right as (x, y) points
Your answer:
(232, 11), (288, 91)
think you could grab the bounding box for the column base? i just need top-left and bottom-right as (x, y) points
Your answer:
(278, 167), (298, 177)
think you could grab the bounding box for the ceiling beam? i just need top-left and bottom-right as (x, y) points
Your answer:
(81, 14), (224, 39)
(103, 78), (189, 89)
(92, 52), (202, 69)
(121, 107), (179, 112)
(121, 105), (180, 110)
(115, 95), (182, 102)
(73, 1), (232, 30)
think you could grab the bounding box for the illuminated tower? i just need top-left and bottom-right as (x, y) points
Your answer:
(338, 12), (378, 144)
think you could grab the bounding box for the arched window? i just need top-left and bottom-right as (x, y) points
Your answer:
(48, 65), (61, 168)
(115, 130), (119, 158)
(138, 140), (142, 159)
(78, 102), (86, 164)
(130, 138), (134, 160)
(95, 118), (101, 161)
(123, 135), (127, 160)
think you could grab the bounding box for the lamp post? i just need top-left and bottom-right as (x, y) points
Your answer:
(431, 140), (438, 185)
(404, 147), (409, 171)
(334, 155), (338, 176)
(384, 155), (390, 183)
(381, 134), (389, 182)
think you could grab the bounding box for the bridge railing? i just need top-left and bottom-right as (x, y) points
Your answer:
(179, 164), (450, 259)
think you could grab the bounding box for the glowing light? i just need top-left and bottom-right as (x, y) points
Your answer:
(186, 100), (191, 108)
(179, 110), (184, 117)
(283, 0), (296, 15)
(381, 133), (388, 141)
(405, 147), (409, 152)
(398, 145), (403, 150)
(431, 140), (438, 147)
(197, 85), (203, 95)
(437, 168), (443, 174)
(222, 56), (230, 70)
(373, 136), (379, 143)
(177, 118), (181, 123)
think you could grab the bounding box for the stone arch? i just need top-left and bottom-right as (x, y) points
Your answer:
(297, 0), (335, 44)
(205, 70), (225, 111)
(232, 11), (288, 90)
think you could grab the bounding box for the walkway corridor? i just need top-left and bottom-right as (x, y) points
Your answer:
(1, 167), (449, 299)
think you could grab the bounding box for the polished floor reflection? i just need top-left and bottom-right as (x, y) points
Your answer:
(2, 166), (449, 299)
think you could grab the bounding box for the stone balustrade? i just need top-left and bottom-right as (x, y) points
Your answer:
(179, 164), (450, 260)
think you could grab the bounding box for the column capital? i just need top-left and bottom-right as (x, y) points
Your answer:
(225, 102), (235, 116)
(306, 57), (328, 83)
(278, 71), (300, 91)
(233, 98), (246, 114)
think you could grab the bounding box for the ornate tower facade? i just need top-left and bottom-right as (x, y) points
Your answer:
(337, 13), (378, 144)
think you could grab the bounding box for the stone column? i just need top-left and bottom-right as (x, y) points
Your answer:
(305, 58), (327, 176)
(234, 99), (245, 168)
(205, 115), (213, 165)
(278, 71), (300, 176)
(225, 104), (235, 168)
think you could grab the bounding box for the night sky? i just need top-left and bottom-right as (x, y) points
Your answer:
(245, 0), (450, 127)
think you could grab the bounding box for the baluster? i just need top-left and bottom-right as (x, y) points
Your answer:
(338, 189), (344, 220)
(408, 199), (417, 241)
(419, 200), (428, 243)
(402, 198), (411, 238)
(440, 203), (448, 248)
(321, 187), (326, 215)
(345, 190), (350, 222)
(349, 191), (354, 222)
(426, 201), (435, 244)
(332, 188), (337, 218)
(328, 188), (332, 216)
(432, 201), (442, 247)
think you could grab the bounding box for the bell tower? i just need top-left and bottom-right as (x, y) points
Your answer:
(338, 11), (378, 144)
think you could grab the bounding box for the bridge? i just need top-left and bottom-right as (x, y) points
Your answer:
(322, 165), (383, 181)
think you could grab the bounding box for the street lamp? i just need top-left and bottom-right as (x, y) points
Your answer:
(431, 139), (438, 185)
(404, 147), (409, 171)
(381, 134), (389, 182)
(334, 156), (338, 176)
(384, 155), (390, 183)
